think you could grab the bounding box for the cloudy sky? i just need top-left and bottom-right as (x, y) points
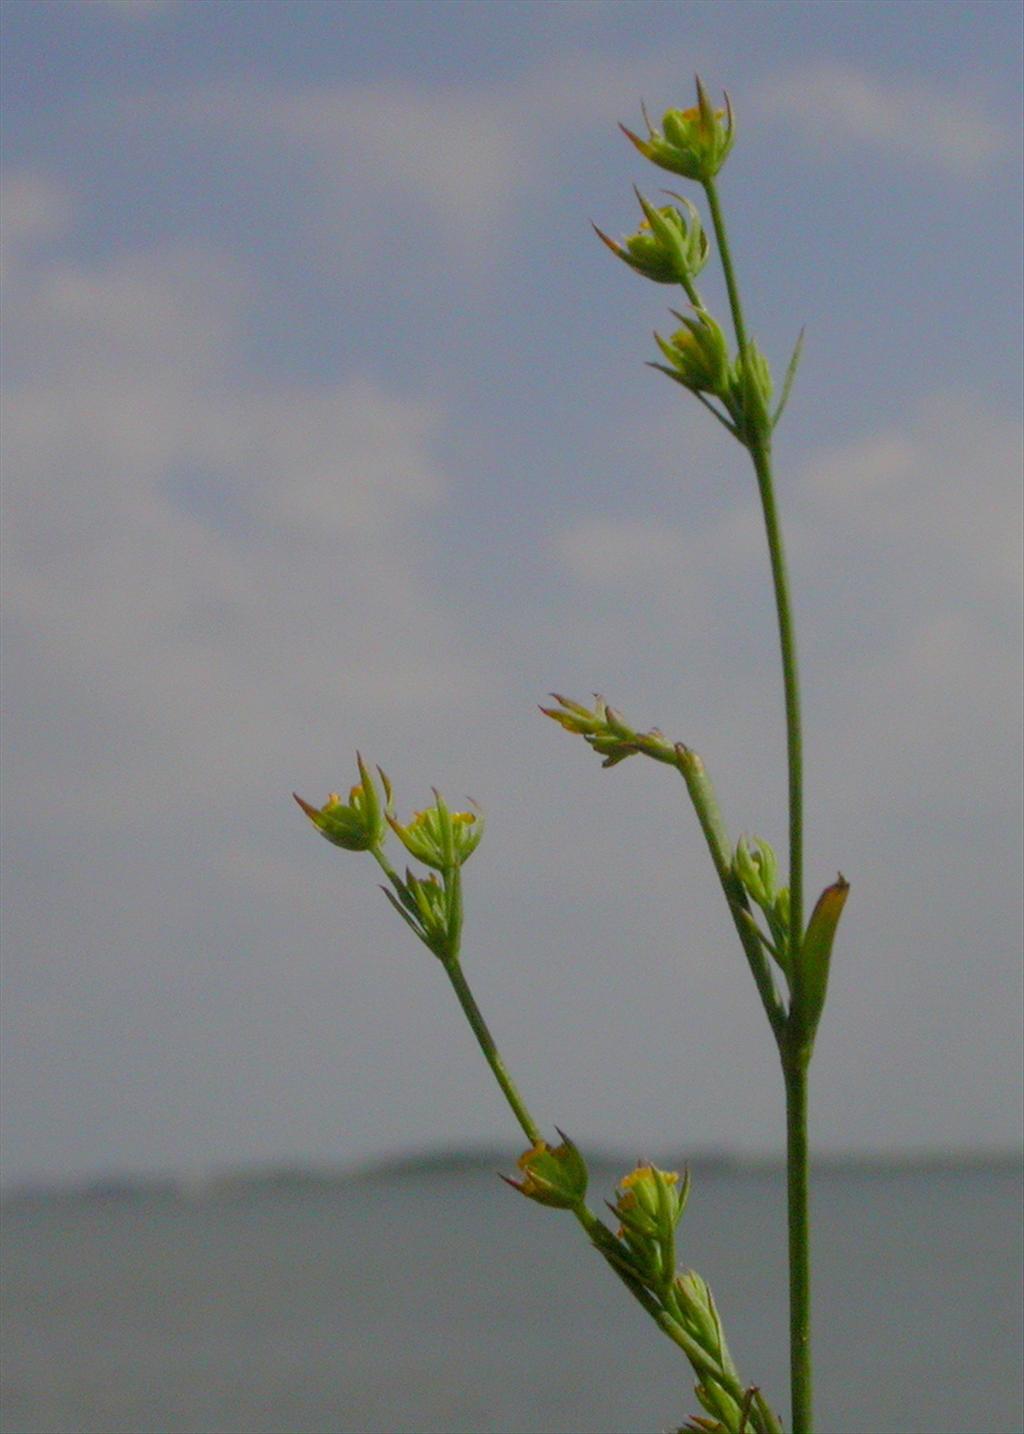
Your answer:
(2, 0), (1021, 1186)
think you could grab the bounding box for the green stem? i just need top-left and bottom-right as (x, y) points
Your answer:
(703, 176), (749, 358)
(675, 746), (785, 1038)
(784, 1052), (812, 1434)
(702, 178), (810, 1431)
(749, 440), (804, 967)
(442, 957), (541, 1146)
(681, 272), (704, 311)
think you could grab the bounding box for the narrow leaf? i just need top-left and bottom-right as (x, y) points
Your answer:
(796, 874), (849, 1035)
(771, 326), (805, 429)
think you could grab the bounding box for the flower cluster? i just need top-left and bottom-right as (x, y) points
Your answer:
(541, 693), (677, 769)
(595, 76), (804, 448)
(611, 1162), (689, 1294)
(594, 188), (709, 287)
(296, 758), (482, 965)
(503, 1133), (589, 1210)
(387, 793), (483, 871)
(620, 79), (735, 183)
(293, 753), (388, 852)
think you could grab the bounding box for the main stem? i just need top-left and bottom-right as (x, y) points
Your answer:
(704, 176), (811, 1434)
(749, 439), (804, 952)
(784, 1053), (812, 1434)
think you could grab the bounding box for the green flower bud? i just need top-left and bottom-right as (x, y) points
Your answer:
(613, 1162), (689, 1239)
(611, 1163), (690, 1290)
(380, 864), (462, 962)
(387, 789), (483, 871)
(293, 753), (388, 852)
(734, 835), (778, 909)
(412, 871), (455, 957)
(620, 78), (735, 183)
(654, 309), (731, 399)
(729, 339), (774, 439)
(674, 1269), (727, 1358)
(503, 1132), (589, 1210)
(734, 836), (790, 955)
(674, 1270), (742, 1424)
(594, 189), (709, 286)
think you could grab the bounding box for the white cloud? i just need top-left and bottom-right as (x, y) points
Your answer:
(800, 393), (1022, 609)
(1, 190), (479, 826)
(142, 51), (686, 261)
(759, 63), (1009, 175)
(550, 393), (1022, 813)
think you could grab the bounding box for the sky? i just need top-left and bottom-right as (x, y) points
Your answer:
(2, 0), (1022, 1187)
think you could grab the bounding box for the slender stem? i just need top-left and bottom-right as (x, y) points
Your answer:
(702, 178), (811, 1431)
(680, 273), (703, 310)
(370, 844), (408, 897)
(749, 441), (804, 964)
(442, 957), (541, 1145)
(703, 176), (749, 358)
(675, 746), (785, 1037)
(784, 1053), (812, 1434)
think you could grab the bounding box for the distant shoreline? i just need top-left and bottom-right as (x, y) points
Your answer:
(4, 1146), (1021, 1206)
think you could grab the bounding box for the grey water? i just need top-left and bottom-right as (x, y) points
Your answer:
(2, 1160), (1021, 1434)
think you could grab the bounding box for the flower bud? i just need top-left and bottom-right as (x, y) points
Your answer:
(621, 78), (735, 183)
(729, 339), (774, 439)
(611, 1163), (690, 1290)
(387, 789), (483, 871)
(673, 1270), (742, 1424)
(734, 836), (790, 955)
(734, 836), (778, 909)
(405, 870), (452, 958)
(614, 1162), (689, 1238)
(654, 310), (731, 399)
(594, 189), (709, 286)
(503, 1132), (589, 1210)
(674, 1269), (727, 1359)
(293, 753), (388, 852)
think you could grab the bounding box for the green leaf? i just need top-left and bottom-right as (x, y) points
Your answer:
(772, 326), (805, 429)
(796, 875), (849, 1036)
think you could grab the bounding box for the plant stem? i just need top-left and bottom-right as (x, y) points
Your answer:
(703, 177), (749, 358)
(704, 175), (811, 1431)
(442, 957), (541, 1146)
(749, 439), (804, 957)
(784, 1051), (812, 1434)
(674, 746), (785, 1038)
